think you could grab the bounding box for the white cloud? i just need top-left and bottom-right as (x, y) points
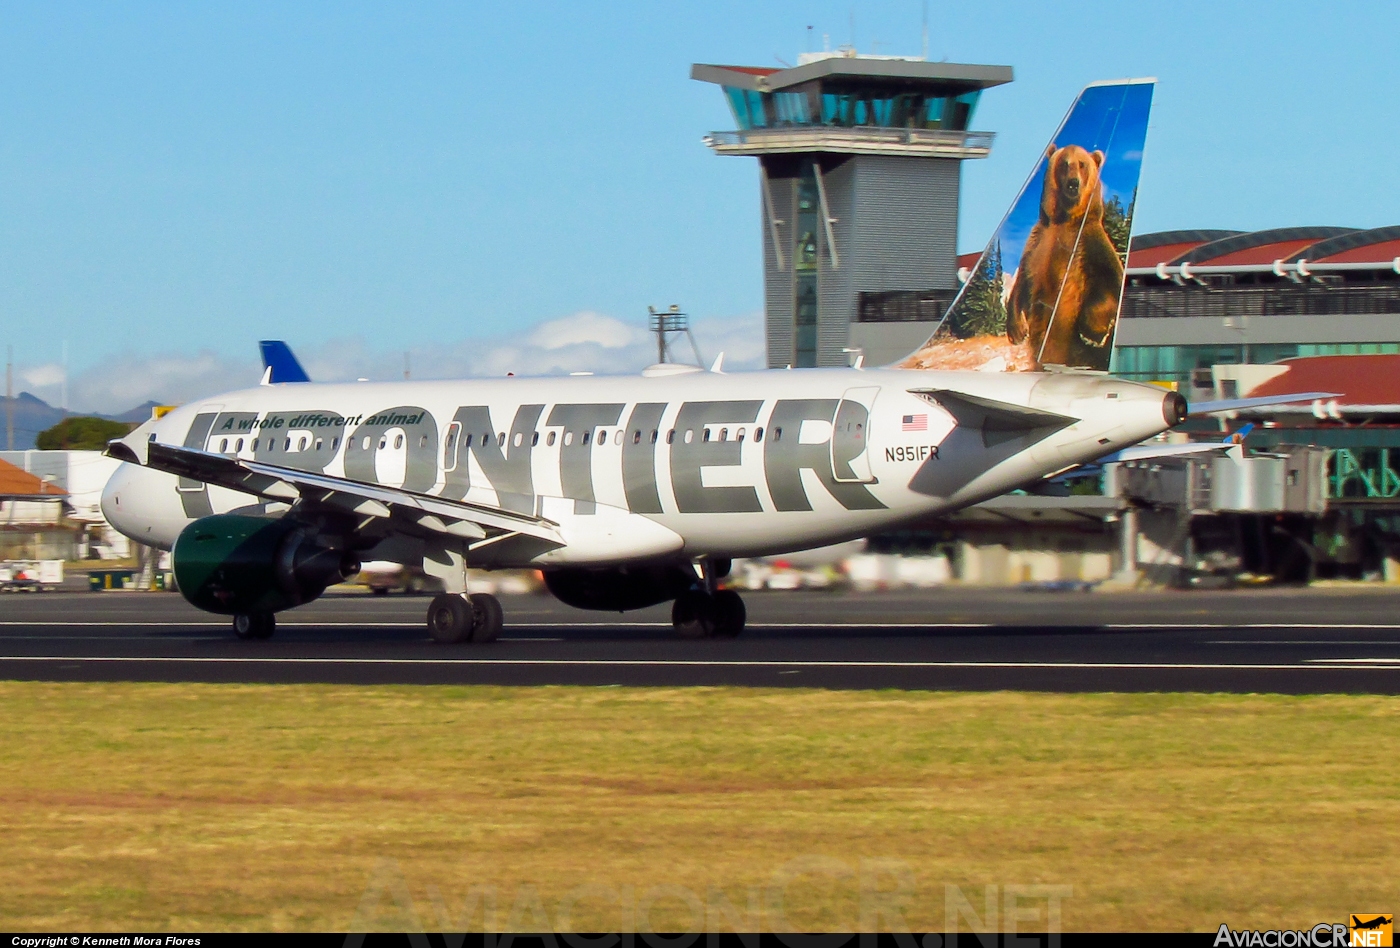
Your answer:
(527, 311), (639, 350)
(65, 350), (258, 414)
(21, 363), (65, 388)
(53, 309), (768, 414)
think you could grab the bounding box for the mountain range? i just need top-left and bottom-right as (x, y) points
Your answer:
(0, 393), (162, 450)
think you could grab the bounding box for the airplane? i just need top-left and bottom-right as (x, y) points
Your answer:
(99, 79), (1320, 643)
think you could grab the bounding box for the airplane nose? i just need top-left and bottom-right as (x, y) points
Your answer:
(1163, 391), (1188, 427)
(100, 463), (135, 531)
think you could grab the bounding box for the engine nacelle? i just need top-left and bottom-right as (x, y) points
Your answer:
(172, 514), (360, 615)
(544, 563), (697, 612)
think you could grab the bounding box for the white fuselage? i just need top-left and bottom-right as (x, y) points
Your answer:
(103, 366), (1175, 567)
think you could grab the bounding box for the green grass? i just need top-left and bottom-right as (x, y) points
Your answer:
(0, 683), (1395, 931)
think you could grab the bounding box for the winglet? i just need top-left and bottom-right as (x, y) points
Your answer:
(258, 340), (311, 383)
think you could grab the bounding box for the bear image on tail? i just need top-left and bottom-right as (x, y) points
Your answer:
(1006, 142), (1124, 370)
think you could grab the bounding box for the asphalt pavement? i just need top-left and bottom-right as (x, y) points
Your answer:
(1, 585), (1399, 693)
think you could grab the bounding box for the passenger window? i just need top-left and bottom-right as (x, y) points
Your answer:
(564, 431), (573, 446)
(419, 436), (428, 448)
(598, 430), (607, 446)
(650, 430), (658, 444)
(362, 436), (371, 450)
(514, 432), (523, 447)
(754, 427), (763, 443)
(315, 439), (323, 451)
(219, 438), (228, 452)
(582, 431), (591, 445)
(684, 430), (694, 444)
(772, 427), (782, 442)
(287, 438), (294, 451)
(332, 437), (340, 450)
(252, 439), (259, 451)
(547, 431), (557, 447)
(633, 430), (642, 445)
(531, 432), (539, 446)
(443, 424), (460, 470)
(666, 430), (675, 444)
(719, 427), (728, 441)
(393, 435), (402, 449)
(737, 428), (746, 442)
(300, 437), (308, 451)
(497, 432), (505, 447)
(235, 438), (244, 452)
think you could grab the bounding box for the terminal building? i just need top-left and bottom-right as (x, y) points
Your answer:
(1112, 226), (1400, 385)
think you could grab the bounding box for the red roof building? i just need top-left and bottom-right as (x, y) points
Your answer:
(0, 458), (68, 499)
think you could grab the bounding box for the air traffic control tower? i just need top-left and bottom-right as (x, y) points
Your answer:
(692, 53), (1012, 368)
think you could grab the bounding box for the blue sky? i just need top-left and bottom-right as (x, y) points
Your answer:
(2, 1), (1398, 410)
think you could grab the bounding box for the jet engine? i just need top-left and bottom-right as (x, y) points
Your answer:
(172, 514), (360, 615)
(544, 563), (697, 612)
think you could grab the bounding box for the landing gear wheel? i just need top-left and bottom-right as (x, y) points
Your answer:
(232, 613), (275, 640)
(672, 589), (716, 639)
(427, 593), (473, 644)
(711, 589), (746, 638)
(469, 593), (504, 643)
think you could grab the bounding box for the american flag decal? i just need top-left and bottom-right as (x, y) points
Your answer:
(902, 413), (928, 431)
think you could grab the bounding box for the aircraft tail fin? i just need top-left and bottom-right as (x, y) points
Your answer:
(258, 340), (311, 384)
(894, 79), (1155, 373)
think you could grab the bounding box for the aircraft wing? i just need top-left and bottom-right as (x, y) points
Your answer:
(106, 439), (564, 547)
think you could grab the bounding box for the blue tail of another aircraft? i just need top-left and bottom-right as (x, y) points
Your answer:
(259, 340), (311, 384)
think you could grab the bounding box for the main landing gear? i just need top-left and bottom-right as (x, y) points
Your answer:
(671, 559), (746, 639)
(232, 612), (275, 640)
(426, 592), (504, 644)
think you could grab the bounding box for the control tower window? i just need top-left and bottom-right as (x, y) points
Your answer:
(724, 87), (768, 130)
(773, 92), (809, 125)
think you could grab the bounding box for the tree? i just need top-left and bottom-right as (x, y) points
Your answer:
(946, 240), (1006, 338)
(35, 416), (135, 450)
(1102, 188), (1136, 259)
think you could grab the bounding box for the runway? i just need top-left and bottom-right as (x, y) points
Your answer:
(2, 586), (1400, 693)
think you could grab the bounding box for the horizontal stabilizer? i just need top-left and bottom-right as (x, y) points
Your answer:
(1189, 392), (1340, 415)
(1109, 442), (1230, 463)
(258, 340), (311, 384)
(912, 389), (1076, 447)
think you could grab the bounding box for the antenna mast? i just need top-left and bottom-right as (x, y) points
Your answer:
(647, 305), (704, 366)
(922, 1), (929, 59)
(5, 345), (12, 451)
